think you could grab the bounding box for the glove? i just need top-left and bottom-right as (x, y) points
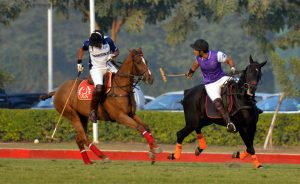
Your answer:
(107, 54), (115, 61)
(185, 69), (195, 79)
(230, 66), (236, 74)
(77, 63), (84, 72)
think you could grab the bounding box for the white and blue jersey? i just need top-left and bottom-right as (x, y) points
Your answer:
(82, 36), (118, 86)
(82, 36), (118, 70)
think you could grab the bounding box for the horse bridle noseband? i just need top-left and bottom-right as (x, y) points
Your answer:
(242, 65), (261, 92)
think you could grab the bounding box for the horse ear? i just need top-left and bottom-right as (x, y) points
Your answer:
(249, 55), (254, 63)
(259, 60), (267, 68)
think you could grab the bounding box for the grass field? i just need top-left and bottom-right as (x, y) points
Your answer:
(0, 159), (299, 184)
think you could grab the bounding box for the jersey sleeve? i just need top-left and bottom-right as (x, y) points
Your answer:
(82, 40), (89, 51)
(105, 37), (118, 52)
(217, 51), (227, 63)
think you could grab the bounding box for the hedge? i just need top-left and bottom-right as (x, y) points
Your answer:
(0, 109), (299, 146)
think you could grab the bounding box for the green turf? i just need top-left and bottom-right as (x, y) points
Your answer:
(0, 159), (299, 184)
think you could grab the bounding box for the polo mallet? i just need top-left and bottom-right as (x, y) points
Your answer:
(159, 67), (186, 83)
(46, 71), (82, 141)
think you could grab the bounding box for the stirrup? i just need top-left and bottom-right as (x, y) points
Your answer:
(89, 110), (98, 123)
(227, 122), (237, 133)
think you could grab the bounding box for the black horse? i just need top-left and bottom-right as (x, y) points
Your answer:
(168, 55), (267, 168)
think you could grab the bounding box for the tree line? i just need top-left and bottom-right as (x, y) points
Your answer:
(0, 0), (299, 97)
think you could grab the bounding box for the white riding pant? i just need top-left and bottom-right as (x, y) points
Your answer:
(205, 76), (232, 101)
(90, 61), (118, 86)
(90, 68), (107, 86)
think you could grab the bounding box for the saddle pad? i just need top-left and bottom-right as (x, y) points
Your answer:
(205, 87), (234, 119)
(77, 73), (113, 100)
(105, 72), (112, 93)
(78, 80), (94, 100)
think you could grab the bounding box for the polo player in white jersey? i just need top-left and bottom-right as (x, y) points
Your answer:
(77, 30), (119, 122)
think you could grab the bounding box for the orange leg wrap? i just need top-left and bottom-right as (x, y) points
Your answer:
(251, 155), (262, 168)
(197, 133), (207, 150)
(239, 150), (250, 160)
(174, 143), (182, 159)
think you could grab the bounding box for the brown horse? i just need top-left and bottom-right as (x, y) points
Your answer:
(43, 48), (161, 164)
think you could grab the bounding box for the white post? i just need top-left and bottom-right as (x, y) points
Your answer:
(47, 2), (53, 92)
(90, 0), (95, 33)
(263, 93), (285, 149)
(89, 0), (99, 144)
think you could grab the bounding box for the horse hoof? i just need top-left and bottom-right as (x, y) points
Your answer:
(167, 153), (176, 160)
(257, 165), (263, 169)
(195, 147), (204, 156)
(232, 151), (240, 158)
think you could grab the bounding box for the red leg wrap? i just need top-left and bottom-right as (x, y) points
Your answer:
(89, 143), (104, 158)
(80, 150), (92, 164)
(142, 131), (154, 149)
(197, 133), (207, 150)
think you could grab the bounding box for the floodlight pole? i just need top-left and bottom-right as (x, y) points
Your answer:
(89, 0), (99, 144)
(47, 2), (53, 92)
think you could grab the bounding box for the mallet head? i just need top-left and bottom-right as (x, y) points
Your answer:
(159, 67), (167, 83)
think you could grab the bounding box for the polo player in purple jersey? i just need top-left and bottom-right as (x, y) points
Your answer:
(186, 39), (237, 133)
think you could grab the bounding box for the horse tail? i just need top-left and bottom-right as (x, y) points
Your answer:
(40, 91), (56, 100)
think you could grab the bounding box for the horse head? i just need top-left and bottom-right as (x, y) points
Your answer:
(240, 55), (267, 96)
(129, 48), (154, 85)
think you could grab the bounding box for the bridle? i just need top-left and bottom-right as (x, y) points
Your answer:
(242, 64), (262, 95)
(109, 51), (151, 96)
(116, 52), (149, 82)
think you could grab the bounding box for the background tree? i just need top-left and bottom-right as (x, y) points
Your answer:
(51, 0), (177, 41)
(164, 0), (300, 96)
(239, 0), (300, 97)
(0, 0), (32, 26)
(0, 0), (33, 91)
(0, 70), (14, 92)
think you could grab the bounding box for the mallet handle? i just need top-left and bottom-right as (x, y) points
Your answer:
(166, 74), (186, 77)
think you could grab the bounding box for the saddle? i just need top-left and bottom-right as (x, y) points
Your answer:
(205, 80), (236, 118)
(77, 72), (113, 100)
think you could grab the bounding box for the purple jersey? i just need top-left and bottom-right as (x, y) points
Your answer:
(196, 50), (226, 84)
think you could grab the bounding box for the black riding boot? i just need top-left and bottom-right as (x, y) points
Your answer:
(89, 84), (103, 123)
(213, 98), (237, 133)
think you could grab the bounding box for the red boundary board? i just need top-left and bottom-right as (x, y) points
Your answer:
(0, 149), (299, 164)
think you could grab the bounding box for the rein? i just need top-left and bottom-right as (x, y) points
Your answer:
(107, 53), (148, 98)
(223, 69), (261, 115)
